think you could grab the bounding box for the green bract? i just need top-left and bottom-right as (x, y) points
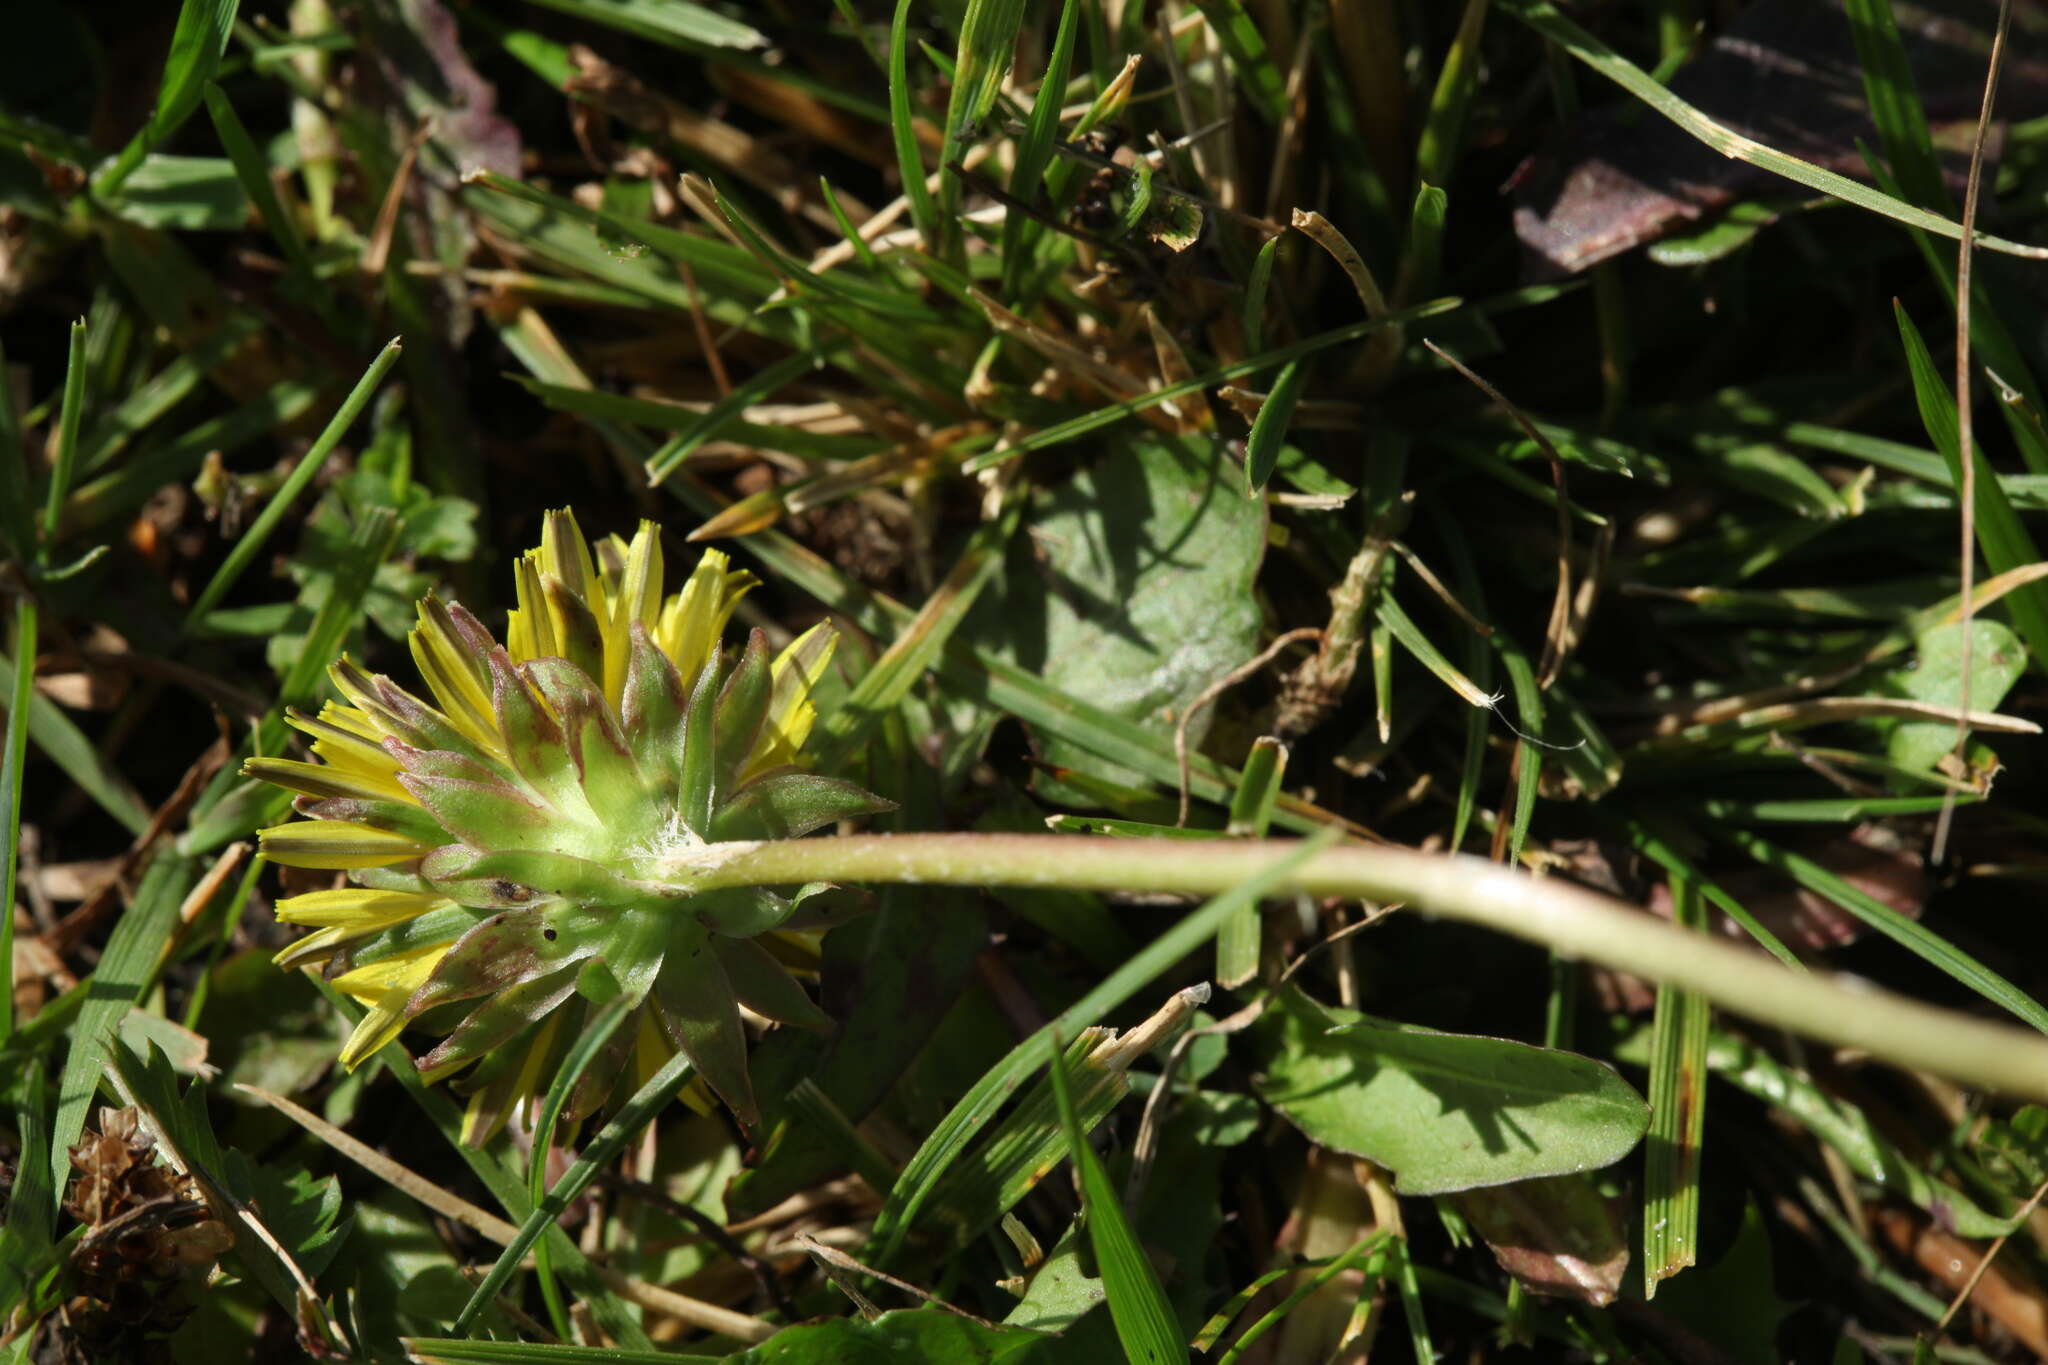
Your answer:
(246, 510), (889, 1144)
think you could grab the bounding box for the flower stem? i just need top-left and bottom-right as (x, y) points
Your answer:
(691, 832), (2048, 1102)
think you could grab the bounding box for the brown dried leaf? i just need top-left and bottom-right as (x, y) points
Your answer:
(1455, 1171), (1630, 1307)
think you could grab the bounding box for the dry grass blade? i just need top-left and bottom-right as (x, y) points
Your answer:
(1423, 340), (1577, 689)
(1936, 0), (2013, 864)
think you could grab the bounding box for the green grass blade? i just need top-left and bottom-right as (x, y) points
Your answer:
(526, 996), (634, 1342)
(1697, 795), (1975, 822)
(1244, 358), (1306, 494)
(180, 338), (402, 632)
(453, 1047), (706, 1334)
(1218, 736), (1286, 986)
(1500, 0), (2048, 262)
(644, 349), (823, 485)
(40, 321), (89, 548)
(889, 0), (939, 251)
(1841, 0), (1947, 208)
(868, 830), (1338, 1266)
(95, 0), (241, 197)
(924, 1030), (1132, 1249)
(1894, 302), (2048, 670)
(999, 0), (1084, 300)
(202, 84), (343, 336)
(1642, 870), (1710, 1296)
(0, 1067), (54, 1312)
(946, 0), (1028, 140)
(0, 598), (37, 1044)
(48, 852), (197, 1208)
(1190, 0), (1288, 124)
(514, 0), (764, 51)
(1048, 1030), (1185, 1365)
(1243, 234), (1281, 355)
(1216, 1236), (1387, 1365)
(1413, 0), (1491, 192)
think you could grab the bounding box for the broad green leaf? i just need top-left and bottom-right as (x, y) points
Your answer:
(1004, 1224), (1106, 1333)
(1876, 620), (2027, 774)
(1256, 990), (1649, 1195)
(969, 431), (1265, 806)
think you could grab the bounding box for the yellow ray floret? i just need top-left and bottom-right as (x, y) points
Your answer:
(333, 941), (455, 1070)
(258, 820), (437, 870)
(459, 1012), (565, 1146)
(275, 888), (450, 929)
(745, 625), (837, 779)
(244, 756), (409, 805)
(286, 705), (403, 783)
(408, 598), (499, 752)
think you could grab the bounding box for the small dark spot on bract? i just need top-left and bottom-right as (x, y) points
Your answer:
(543, 928), (558, 941)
